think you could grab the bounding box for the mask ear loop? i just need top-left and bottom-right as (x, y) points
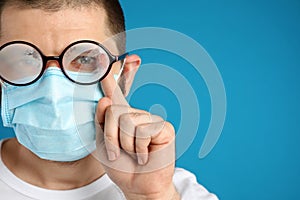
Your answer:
(115, 57), (126, 82)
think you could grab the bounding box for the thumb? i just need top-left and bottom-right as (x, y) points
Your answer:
(96, 97), (112, 125)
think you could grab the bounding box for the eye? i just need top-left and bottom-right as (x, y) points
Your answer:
(69, 55), (99, 72)
(75, 56), (96, 65)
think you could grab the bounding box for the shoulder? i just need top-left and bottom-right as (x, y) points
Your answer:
(173, 168), (219, 200)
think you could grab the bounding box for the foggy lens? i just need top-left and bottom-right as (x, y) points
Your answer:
(62, 42), (110, 84)
(0, 43), (43, 85)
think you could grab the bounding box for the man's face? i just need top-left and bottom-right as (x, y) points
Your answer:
(0, 6), (120, 74)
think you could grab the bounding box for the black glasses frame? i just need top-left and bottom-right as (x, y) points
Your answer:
(0, 40), (128, 86)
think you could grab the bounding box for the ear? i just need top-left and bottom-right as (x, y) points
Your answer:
(117, 54), (141, 97)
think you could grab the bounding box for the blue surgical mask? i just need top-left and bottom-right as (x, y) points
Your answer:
(1, 67), (106, 162)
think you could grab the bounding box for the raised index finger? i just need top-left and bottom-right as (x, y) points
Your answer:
(101, 54), (141, 105)
(101, 67), (129, 106)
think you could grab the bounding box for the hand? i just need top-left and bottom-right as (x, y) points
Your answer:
(93, 55), (180, 200)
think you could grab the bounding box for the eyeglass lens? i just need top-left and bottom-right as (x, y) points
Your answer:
(0, 42), (111, 85)
(0, 43), (43, 85)
(62, 42), (110, 84)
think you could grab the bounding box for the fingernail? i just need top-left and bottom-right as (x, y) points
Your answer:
(137, 154), (148, 165)
(107, 150), (116, 161)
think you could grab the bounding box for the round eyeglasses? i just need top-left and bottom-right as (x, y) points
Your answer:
(0, 40), (127, 86)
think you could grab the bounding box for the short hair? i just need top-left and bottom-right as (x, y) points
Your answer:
(0, 0), (126, 53)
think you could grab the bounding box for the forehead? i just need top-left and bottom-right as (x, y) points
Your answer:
(0, 6), (117, 55)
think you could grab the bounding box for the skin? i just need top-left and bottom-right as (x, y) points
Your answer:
(0, 5), (180, 200)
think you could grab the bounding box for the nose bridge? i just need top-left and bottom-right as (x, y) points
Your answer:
(42, 68), (65, 107)
(42, 56), (63, 105)
(45, 56), (61, 69)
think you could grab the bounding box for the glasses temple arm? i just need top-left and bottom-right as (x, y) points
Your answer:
(117, 53), (128, 62)
(114, 53), (129, 81)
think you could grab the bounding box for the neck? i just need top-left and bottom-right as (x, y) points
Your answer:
(1, 138), (105, 190)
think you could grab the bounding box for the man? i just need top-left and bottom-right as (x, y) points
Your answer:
(0, 1), (218, 199)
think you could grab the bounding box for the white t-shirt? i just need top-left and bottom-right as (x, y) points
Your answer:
(0, 140), (218, 200)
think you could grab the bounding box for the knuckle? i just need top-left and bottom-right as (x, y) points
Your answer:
(135, 143), (147, 153)
(120, 112), (144, 127)
(136, 125), (148, 138)
(152, 114), (164, 122)
(105, 105), (123, 123)
(119, 113), (131, 125)
(128, 112), (143, 121)
(104, 134), (116, 144)
(163, 121), (175, 138)
(119, 114), (135, 135)
(105, 105), (114, 117)
(105, 105), (121, 115)
(120, 139), (134, 152)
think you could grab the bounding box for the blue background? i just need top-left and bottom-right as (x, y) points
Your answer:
(1, 0), (300, 199)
